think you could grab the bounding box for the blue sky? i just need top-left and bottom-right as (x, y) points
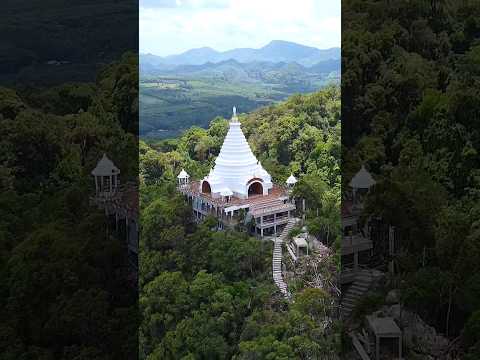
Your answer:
(140, 0), (341, 56)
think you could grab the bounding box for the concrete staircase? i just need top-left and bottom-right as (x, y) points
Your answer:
(272, 219), (296, 298)
(341, 270), (375, 319)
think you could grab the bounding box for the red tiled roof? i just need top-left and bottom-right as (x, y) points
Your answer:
(181, 181), (289, 208)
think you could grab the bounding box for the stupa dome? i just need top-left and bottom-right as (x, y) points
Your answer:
(200, 107), (272, 199)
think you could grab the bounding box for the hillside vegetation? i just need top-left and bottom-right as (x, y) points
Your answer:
(139, 42), (340, 139)
(1, 0), (137, 85)
(139, 86), (342, 359)
(343, 0), (480, 357)
(0, 53), (138, 359)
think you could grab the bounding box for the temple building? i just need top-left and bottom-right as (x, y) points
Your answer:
(178, 107), (296, 238)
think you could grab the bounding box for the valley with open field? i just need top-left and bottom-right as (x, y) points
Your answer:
(140, 41), (340, 139)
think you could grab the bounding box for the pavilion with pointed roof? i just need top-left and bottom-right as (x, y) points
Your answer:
(91, 153), (120, 195)
(341, 164), (375, 282)
(286, 174), (297, 187)
(177, 169), (190, 188)
(349, 165), (376, 189)
(178, 107), (296, 238)
(90, 153), (139, 269)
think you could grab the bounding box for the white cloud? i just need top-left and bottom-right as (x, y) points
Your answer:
(140, 0), (340, 56)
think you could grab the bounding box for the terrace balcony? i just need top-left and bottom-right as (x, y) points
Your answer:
(260, 214), (289, 225)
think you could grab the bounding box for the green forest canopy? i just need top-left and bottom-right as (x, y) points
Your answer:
(0, 53), (138, 359)
(139, 86), (343, 359)
(343, 0), (480, 356)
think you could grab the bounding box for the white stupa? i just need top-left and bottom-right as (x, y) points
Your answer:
(200, 107), (272, 199)
(349, 165), (376, 189)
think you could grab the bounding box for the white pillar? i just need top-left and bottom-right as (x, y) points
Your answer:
(95, 176), (99, 194)
(302, 199), (306, 222)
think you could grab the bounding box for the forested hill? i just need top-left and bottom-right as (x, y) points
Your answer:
(139, 87), (342, 359)
(343, 1), (480, 357)
(140, 42), (340, 140)
(0, 53), (138, 359)
(1, 0), (138, 85)
(141, 85), (340, 193)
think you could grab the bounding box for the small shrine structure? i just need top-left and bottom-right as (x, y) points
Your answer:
(90, 153), (138, 269)
(341, 165), (376, 281)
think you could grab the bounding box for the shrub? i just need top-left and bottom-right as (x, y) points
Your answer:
(352, 293), (385, 322)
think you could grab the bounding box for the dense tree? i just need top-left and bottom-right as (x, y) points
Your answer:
(139, 87), (341, 359)
(343, 0), (480, 351)
(0, 55), (138, 359)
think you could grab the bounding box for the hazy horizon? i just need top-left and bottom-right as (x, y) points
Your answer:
(140, 0), (340, 57)
(140, 39), (340, 57)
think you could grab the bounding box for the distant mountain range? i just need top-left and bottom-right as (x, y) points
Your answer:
(141, 40), (340, 68)
(139, 40), (340, 139)
(140, 57), (340, 83)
